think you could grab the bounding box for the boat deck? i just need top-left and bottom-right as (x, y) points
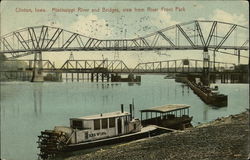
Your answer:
(68, 125), (158, 147)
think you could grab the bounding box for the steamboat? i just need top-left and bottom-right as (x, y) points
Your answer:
(38, 104), (193, 159)
(38, 105), (164, 159)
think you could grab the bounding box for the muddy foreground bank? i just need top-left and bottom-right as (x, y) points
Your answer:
(66, 111), (249, 160)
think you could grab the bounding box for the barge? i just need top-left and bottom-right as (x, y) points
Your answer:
(38, 106), (166, 159)
(140, 104), (193, 130)
(111, 73), (141, 82)
(186, 80), (227, 107)
(175, 74), (188, 83)
(164, 74), (174, 79)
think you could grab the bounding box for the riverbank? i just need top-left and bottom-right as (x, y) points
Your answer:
(65, 110), (249, 160)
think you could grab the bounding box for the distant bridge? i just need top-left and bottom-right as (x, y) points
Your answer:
(1, 59), (247, 83)
(132, 59), (237, 73)
(1, 59), (238, 74)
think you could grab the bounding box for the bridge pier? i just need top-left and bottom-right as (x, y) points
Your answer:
(107, 74), (110, 82)
(213, 50), (216, 71)
(209, 74), (216, 83)
(96, 73), (99, 82)
(221, 73), (230, 83)
(231, 74), (235, 83)
(221, 74), (225, 83)
(77, 73), (79, 82)
(238, 50), (241, 65)
(102, 73), (104, 82)
(202, 48), (210, 86)
(91, 73), (94, 82)
(31, 51), (44, 82)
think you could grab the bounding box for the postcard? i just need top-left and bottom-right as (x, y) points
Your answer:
(0, 1), (249, 160)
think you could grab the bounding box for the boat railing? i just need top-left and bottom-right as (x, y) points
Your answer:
(142, 114), (190, 125)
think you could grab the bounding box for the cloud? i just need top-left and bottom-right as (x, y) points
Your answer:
(153, 11), (179, 30)
(70, 14), (112, 39)
(129, 11), (179, 41)
(210, 9), (248, 26)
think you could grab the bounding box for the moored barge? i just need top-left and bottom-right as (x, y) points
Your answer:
(140, 104), (193, 130)
(186, 80), (227, 107)
(111, 73), (141, 82)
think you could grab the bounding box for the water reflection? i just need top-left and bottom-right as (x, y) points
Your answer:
(174, 84), (177, 99)
(0, 77), (248, 160)
(203, 105), (208, 121)
(102, 95), (109, 106)
(180, 84), (190, 96)
(94, 82), (141, 89)
(96, 83), (121, 89)
(33, 84), (43, 115)
(128, 82), (141, 86)
(181, 85), (184, 96)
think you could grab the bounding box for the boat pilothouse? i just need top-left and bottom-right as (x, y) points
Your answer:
(67, 111), (141, 143)
(38, 106), (141, 159)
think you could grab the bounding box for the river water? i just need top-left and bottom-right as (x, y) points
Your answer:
(0, 75), (248, 160)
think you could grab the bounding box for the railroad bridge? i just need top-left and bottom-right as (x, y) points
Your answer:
(0, 20), (248, 82)
(0, 59), (246, 83)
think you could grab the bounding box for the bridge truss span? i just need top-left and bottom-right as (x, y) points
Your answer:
(0, 20), (248, 58)
(0, 59), (242, 76)
(132, 59), (237, 73)
(60, 59), (131, 73)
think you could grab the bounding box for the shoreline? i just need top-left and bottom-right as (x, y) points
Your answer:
(65, 110), (249, 160)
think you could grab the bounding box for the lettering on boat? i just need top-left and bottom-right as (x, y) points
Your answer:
(89, 132), (107, 137)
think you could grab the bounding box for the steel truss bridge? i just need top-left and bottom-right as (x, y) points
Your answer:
(0, 20), (248, 58)
(0, 20), (248, 81)
(1, 59), (237, 74)
(132, 59), (237, 73)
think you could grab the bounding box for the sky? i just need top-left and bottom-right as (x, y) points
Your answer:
(0, 0), (249, 67)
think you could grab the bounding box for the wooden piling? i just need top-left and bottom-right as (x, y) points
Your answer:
(91, 73), (94, 82)
(96, 73), (99, 82)
(101, 73), (104, 82)
(107, 74), (110, 82)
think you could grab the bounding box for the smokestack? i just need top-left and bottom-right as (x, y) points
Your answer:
(121, 104), (124, 113)
(129, 104), (133, 120)
(132, 105), (135, 119)
(132, 98), (135, 119)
